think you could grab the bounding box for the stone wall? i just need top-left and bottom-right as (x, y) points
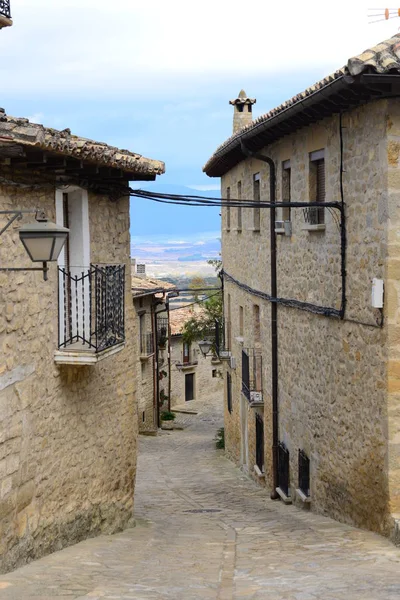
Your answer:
(170, 336), (223, 406)
(220, 99), (398, 537)
(0, 183), (137, 572)
(134, 296), (156, 433)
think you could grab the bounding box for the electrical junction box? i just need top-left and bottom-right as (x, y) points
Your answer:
(371, 278), (384, 308)
(229, 356), (236, 370)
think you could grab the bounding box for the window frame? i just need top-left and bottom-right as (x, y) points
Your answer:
(252, 173), (261, 232)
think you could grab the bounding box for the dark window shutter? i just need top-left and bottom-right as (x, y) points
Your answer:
(316, 160), (325, 203)
(227, 372), (232, 413)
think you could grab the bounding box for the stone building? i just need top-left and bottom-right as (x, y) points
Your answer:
(204, 34), (400, 542)
(132, 271), (177, 432)
(0, 111), (164, 572)
(0, 1), (12, 29)
(170, 305), (223, 405)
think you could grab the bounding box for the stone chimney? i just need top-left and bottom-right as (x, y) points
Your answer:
(229, 90), (256, 134)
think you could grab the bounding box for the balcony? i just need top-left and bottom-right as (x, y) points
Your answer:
(241, 348), (263, 405)
(0, 1), (12, 28)
(215, 318), (231, 359)
(55, 264), (125, 365)
(157, 317), (168, 349)
(140, 332), (154, 359)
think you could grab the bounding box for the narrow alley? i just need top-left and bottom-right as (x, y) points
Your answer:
(0, 394), (399, 599)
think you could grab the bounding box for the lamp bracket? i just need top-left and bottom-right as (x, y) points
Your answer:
(0, 262), (49, 281)
(0, 209), (44, 236)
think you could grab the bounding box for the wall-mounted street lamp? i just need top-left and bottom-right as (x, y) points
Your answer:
(198, 339), (213, 358)
(0, 210), (69, 281)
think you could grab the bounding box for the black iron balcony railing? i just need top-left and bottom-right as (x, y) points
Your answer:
(241, 348), (262, 402)
(278, 442), (290, 497)
(0, 1), (11, 19)
(157, 317), (168, 348)
(58, 264), (125, 353)
(140, 332), (154, 356)
(303, 205), (325, 226)
(215, 317), (231, 358)
(298, 449), (310, 497)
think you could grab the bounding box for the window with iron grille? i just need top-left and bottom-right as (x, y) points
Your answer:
(282, 160), (291, 222)
(227, 372), (232, 413)
(226, 186), (231, 231)
(253, 173), (260, 231)
(278, 442), (290, 497)
(255, 413), (264, 472)
(298, 449), (310, 497)
(307, 149), (325, 225)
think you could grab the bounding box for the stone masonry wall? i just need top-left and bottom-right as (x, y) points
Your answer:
(220, 99), (394, 536)
(0, 184), (137, 572)
(170, 336), (223, 406)
(134, 296), (156, 433)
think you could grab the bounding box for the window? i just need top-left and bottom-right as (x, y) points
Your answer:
(278, 442), (290, 497)
(253, 305), (260, 344)
(241, 349), (250, 400)
(309, 149), (325, 225)
(298, 450), (310, 497)
(183, 342), (190, 364)
(227, 372), (232, 413)
(237, 181), (242, 231)
(253, 173), (260, 231)
(227, 294), (232, 350)
(226, 186), (231, 231)
(282, 160), (291, 222)
(255, 413), (264, 472)
(239, 305), (244, 337)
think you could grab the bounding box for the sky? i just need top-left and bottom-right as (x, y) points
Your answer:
(0, 1), (399, 253)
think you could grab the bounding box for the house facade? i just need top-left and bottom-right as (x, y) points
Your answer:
(204, 35), (400, 542)
(170, 305), (223, 406)
(132, 271), (176, 432)
(0, 112), (164, 571)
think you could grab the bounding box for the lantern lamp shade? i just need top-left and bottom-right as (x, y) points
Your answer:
(198, 339), (213, 356)
(19, 221), (69, 263)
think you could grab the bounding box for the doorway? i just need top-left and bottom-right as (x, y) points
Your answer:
(185, 373), (195, 402)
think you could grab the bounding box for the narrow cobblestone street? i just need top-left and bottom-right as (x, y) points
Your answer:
(0, 395), (399, 599)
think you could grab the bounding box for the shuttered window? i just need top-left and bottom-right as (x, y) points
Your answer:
(237, 181), (242, 231)
(227, 372), (232, 413)
(226, 187), (231, 231)
(309, 149), (325, 225)
(253, 173), (260, 231)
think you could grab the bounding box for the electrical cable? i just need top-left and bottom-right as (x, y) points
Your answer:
(169, 291), (221, 312)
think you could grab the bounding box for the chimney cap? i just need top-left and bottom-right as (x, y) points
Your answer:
(229, 90), (256, 106)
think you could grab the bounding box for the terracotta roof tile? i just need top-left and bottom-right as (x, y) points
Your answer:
(0, 112), (164, 176)
(170, 304), (205, 336)
(132, 276), (177, 297)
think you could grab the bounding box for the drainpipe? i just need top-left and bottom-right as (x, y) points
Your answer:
(240, 141), (279, 500)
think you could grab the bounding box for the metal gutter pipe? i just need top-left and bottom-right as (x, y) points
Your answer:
(240, 141), (279, 500)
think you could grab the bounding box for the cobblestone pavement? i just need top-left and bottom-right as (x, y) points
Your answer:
(1, 394), (400, 599)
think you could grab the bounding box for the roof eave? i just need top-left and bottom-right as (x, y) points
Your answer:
(204, 72), (400, 177)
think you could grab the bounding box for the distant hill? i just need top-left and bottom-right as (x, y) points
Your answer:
(130, 183), (221, 236)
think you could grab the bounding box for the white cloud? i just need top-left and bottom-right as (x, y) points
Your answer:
(193, 241), (205, 246)
(26, 112), (45, 124)
(1, 1), (398, 98)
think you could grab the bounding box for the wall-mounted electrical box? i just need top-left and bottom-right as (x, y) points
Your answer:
(371, 278), (384, 308)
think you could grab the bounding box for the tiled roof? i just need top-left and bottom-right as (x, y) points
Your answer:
(132, 276), (177, 298)
(170, 305), (205, 336)
(0, 110), (165, 177)
(204, 34), (400, 175)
